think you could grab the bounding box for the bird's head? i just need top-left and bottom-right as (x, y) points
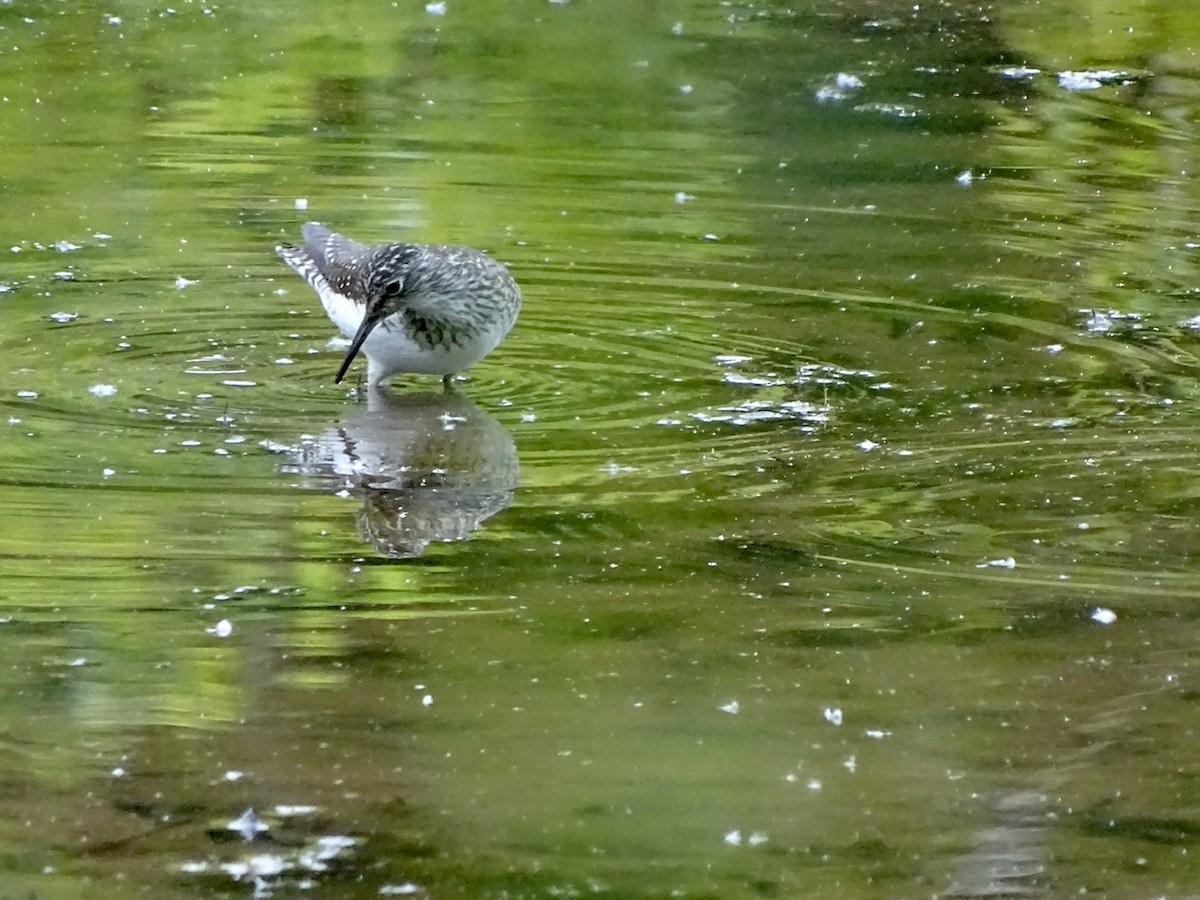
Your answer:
(335, 253), (410, 384)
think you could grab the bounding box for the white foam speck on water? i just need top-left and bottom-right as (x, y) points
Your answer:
(16, 390), (38, 400)
(49, 311), (78, 323)
(224, 770), (243, 781)
(723, 829), (767, 848)
(857, 439), (879, 451)
(601, 460), (637, 476)
(227, 808), (268, 840)
(674, 190), (695, 203)
(956, 169), (974, 186)
(1091, 607), (1117, 625)
(425, 0), (447, 13)
(316, 835), (357, 855)
(823, 706), (843, 726)
(815, 72), (864, 103)
(89, 383), (117, 398)
(719, 700), (739, 715)
(1058, 69), (1131, 91)
(979, 557), (1016, 569)
(221, 380), (257, 388)
(380, 883), (423, 895)
(294, 197), (308, 210)
(222, 855), (285, 879)
(54, 240), (81, 252)
(174, 275), (198, 289)
(275, 805), (320, 816)
(102, 468), (115, 478)
(208, 619), (233, 638)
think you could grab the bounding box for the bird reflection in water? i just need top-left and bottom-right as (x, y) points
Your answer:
(282, 388), (518, 559)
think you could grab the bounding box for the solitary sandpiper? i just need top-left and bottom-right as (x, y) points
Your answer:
(276, 222), (521, 387)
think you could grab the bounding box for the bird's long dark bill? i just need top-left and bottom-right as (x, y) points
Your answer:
(335, 312), (382, 384)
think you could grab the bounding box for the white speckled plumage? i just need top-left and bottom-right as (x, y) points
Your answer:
(275, 222), (521, 386)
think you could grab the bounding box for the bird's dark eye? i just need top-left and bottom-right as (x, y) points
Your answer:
(382, 278), (403, 298)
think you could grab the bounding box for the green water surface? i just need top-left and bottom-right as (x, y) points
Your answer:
(3, 1), (1200, 897)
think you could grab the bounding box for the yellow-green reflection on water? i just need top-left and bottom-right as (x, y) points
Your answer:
(2, 0), (1200, 897)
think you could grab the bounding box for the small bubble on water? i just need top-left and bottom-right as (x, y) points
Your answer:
(208, 619), (233, 638)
